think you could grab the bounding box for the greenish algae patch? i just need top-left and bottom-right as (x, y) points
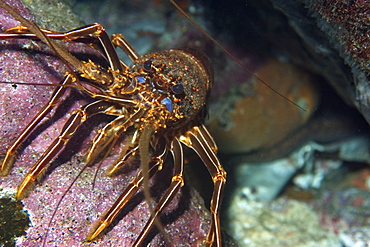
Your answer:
(0, 197), (30, 247)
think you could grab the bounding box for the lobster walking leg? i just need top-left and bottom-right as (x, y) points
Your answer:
(87, 136), (168, 241)
(1, 74), (73, 176)
(180, 125), (226, 247)
(133, 138), (185, 246)
(16, 100), (113, 199)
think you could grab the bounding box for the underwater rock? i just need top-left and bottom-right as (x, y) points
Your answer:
(0, 197), (30, 246)
(225, 134), (370, 201)
(340, 227), (370, 247)
(207, 59), (319, 154)
(316, 187), (370, 231)
(197, 4), (370, 246)
(226, 191), (341, 247)
(310, 185), (370, 247)
(271, 0), (370, 124)
(203, 0), (370, 146)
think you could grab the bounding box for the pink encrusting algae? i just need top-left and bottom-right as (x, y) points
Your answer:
(0, 0), (212, 246)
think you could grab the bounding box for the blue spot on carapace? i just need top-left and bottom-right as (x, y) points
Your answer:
(136, 76), (145, 83)
(161, 97), (173, 112)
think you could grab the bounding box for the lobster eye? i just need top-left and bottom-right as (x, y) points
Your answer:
(153, 77), (166, 90)
(143, 60), (152, 71)
(171, 84), (184, 94)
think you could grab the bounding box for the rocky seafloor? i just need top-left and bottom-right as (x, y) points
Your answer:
(0, 0), (370, 246)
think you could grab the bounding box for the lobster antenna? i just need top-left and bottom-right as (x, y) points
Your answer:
(0, 0), (84, 73)
(0, 81), (83, 89)
(170, 0), (306, 112)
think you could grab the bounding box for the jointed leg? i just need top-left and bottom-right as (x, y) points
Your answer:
(16, 100), (113, 199)
(0, 73), (73, 176)
(180, 125), (226, 247)
(111, 34), (139, 61)
(87, 136), (168, 241)
(0, 23), (139, 71)
(133, 138), (185, 246)
(84, 109), (144, 165)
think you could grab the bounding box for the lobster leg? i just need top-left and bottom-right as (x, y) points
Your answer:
(0, 23), (139, 70)
(111, 33), (139, 61)
(180, 125), (226, 247)
(87, 136), (168, 241)
(106, 145), (139, 176)
(0, 73), (73, 176)
(16, 100), (113, 199)
(84, 109), (143, 165)
(133, 138), (185, 246)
